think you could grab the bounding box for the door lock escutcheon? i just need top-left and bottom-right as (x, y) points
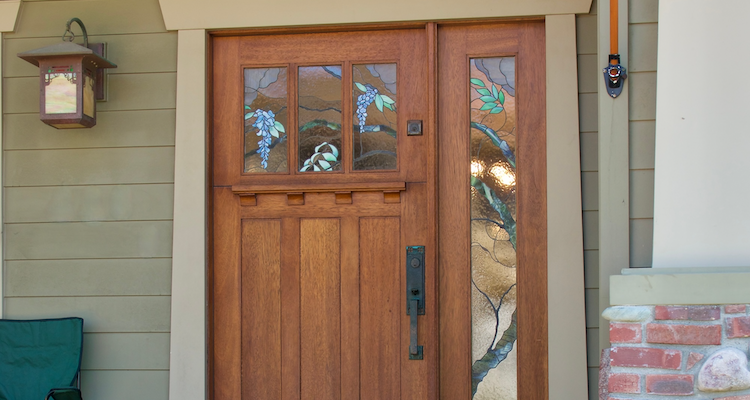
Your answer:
(406, 246), (425, 360)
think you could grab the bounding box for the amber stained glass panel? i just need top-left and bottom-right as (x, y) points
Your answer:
(244, 67), (288, 173)
(470, 57), (517, 400)
(298, 66), (342, 172)
(352, 63), (397, 170)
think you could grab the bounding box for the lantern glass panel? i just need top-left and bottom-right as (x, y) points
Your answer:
(83, 70), (95, 118)
(45, 66), (77, 114)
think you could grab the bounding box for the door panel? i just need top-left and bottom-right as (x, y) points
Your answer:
(211, 27), (435, 400)
(241, 219), (282, 399)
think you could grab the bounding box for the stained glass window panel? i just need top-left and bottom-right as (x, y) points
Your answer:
(244, 67), (289, 173)
(470, 57), (517, 400)
(352, 63), (397, 170)
(299, 66), (342, 172)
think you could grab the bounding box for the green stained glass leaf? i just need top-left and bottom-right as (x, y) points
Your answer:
(244, 105), (251, 110)
(479, 103), (495, 111)
(315, 142), (327, 152)
(355, 82), (367, 92)
(274, 121), (285, 133)
(269, 127), (279, 138)
(244, 111), (255, 120)
(497, 90), (505, 105)
(380, 94), (395, 104)
(490, 107), (504, 114)
(470, 78), (486, 87)
(480, 95), (497, 103)
(384, 103), (395, 111)
(476, 88), (492, 96)
(318, 159), (331, 169)
(322, 153), (337, 162)
(375, 95), (384, 112)
(491, 84), (499, 99)
(329, 143), (339, 157)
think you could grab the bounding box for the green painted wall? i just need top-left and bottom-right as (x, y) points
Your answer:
(577, 0), (658, 398)
(2, 0), (175, 399)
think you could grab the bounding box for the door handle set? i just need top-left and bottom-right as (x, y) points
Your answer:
(406, 246), (425, 360)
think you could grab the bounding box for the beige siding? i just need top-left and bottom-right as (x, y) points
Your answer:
(2, 0), (175, 398)
(628, 0), (657, 268)
(578, 0), (658, 397)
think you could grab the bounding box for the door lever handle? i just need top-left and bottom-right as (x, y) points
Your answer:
(406, 246), (424, 360)
(409, 298), (423, 359)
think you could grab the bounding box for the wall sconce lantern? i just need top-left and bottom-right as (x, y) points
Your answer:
(17, 18), (117, 129)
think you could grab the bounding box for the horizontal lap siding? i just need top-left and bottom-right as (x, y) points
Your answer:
(628, 0), (657, 268)
(2, 0), (175, 398)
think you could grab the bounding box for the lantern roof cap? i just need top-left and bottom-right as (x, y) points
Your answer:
(17, 41), (117, 69)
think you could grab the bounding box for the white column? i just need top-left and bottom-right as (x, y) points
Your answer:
(652, 0), (750, 268)
(169, 29), (207, 400)
(546, 14), (589, 400)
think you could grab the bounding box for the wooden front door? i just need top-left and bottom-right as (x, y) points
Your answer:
(211, 21), (546, 400)
(211, 28), (437, 400)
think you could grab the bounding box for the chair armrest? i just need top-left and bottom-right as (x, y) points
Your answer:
(45, 387), (82, 400)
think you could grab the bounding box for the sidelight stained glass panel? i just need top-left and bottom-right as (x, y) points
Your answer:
(244, 67), (289, 173)
(352, 63), (397, 170)
(298, 66), (342, 172)
(470, 56), (517, 400)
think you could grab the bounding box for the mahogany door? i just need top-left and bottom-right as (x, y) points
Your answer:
(210, 21), (546, 400)
(211, 28), (437, 400)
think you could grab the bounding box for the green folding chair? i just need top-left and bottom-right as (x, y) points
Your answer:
(0, 318), (84, 400)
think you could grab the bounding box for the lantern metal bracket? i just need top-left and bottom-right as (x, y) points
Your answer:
(62, 18), (108, 101)
(63, 18), (88, 48)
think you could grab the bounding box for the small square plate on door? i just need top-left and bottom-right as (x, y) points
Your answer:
(407, 120), (422, 136)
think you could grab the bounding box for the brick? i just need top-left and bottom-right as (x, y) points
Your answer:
(717, 396), (750, 400)
(610, 347), (682, 369)
(600, 349), (611, 400)
(646, 375), (694, 395)
(610, 323), (642, 343)
(686, 352), (704, 370)
(608, 374), (640, 394)
(727, 316), (750, 338)
(655, 305), (720, 321)
(646, 323), (722, 345)
(726, 305), (747, 314)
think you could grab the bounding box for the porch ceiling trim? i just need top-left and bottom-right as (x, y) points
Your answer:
(0, 1), (21, 33)
(158, 0), (593, 31)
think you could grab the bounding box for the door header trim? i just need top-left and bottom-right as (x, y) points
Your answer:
(157, 0), (592, 31)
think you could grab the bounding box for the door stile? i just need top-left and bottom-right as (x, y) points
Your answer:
(515, 21), (548, 400)
(288, 63), (299, 176)
(425, 22), (440, 400)
(212, 187), (242, 400)
(280, 217), (301, 400)
(341, 61), (353, 173)
(437, 24), (472, 400)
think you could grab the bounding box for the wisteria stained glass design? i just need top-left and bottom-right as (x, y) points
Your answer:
(244, 67), (288, 173)
(352, 63), (397, 170)
(298, 66), (342, 172)
(470, 57), (517, 400)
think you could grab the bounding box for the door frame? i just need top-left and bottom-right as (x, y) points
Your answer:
(167, 16), (588, 400)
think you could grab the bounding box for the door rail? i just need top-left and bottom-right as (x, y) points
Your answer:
(231, 181), (406, 206)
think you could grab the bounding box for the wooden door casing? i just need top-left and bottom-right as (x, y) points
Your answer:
(210, 21), (547, 400)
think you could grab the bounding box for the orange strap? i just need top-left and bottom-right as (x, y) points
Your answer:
(610, 0), (619, 59)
